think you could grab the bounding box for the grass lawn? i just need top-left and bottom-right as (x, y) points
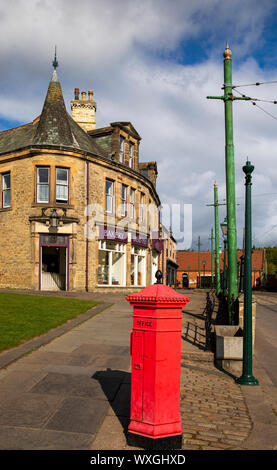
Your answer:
(0, 293), (100, 353)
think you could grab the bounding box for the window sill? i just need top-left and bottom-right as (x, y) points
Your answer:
(0, 206), (12, 212)
(31, 203), (74, 209)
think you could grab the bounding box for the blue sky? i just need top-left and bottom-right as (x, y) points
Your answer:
(1, 0), (277, 250)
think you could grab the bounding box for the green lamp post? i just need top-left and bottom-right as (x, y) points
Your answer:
(198, 236), (201, 288)
(207, 42), (252, 323)
(236, 161), (258, 386)
(220, 217), (228, 299)
(214, 183), (221, 296)
(203, 259), (206, 288)
(209, 228), (214, 288)
(206, 183), (225, 296)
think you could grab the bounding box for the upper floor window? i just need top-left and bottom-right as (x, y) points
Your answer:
(129, 142), (134, 168)
(140, 193), (145, 222)
(119, 136), (125, 163)
(105, 179), (114, 213)
(56, 168), (69, 204)
(130, 188), (135, 219)
(1, 172), (11, 208)
(37, 167), (50, 203)
(121, 184), (127, 216)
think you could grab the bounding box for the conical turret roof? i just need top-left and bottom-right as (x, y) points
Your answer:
(34, 69), (74, 147)
(0, 67), (106, 158)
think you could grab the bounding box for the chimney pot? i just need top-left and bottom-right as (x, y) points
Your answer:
(88, 90), (93, 101)
(81, 91), (86, 101)
(74, 88), (79, 100)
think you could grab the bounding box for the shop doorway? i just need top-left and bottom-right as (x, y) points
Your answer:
(39, 235), (69, 291)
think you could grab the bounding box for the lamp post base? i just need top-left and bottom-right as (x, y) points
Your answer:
(236, 374), (259, 386)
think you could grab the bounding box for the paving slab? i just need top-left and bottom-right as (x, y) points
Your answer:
(30, 372), (122, 401)
(0, 392), (64, 427)
(0, 425), (94, 450)
(45, 397), (109, 435)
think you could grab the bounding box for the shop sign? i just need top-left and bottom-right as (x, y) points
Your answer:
(98, 225), (128, 243)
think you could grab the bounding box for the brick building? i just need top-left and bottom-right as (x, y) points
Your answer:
(176, 249), (265, 289)
(0, 65), (163, 292)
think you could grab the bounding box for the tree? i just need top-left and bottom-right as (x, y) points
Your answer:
(266, 247), (277, 275)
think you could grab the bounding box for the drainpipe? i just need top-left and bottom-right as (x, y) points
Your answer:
(86, 160), (89, 292)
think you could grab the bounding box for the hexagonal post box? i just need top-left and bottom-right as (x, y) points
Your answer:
(126, 272), (190, 449)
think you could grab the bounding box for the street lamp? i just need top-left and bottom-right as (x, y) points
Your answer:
(236, 160), (258, 386)
(49, 208), (60, 229)
(220, 217), (228, 299)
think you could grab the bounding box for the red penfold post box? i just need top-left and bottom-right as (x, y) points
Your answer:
(126, 270), (190, 450)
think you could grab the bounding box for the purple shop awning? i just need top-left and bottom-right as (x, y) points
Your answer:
(131, 233), (148, 248)
(152, 238), (163, 253)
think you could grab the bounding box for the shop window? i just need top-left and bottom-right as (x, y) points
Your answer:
(131, 246), (146, 286)
(37, 167), (50, 203)
(56, 168), (69, 204)
(151, 252), (158, 284)
(98, 240), (126, 286)
(1, 172), (11, 208)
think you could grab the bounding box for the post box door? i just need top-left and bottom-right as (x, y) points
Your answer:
(130, 330), (144, 421)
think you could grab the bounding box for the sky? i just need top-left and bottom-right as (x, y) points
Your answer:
(1, 0), (277, 250)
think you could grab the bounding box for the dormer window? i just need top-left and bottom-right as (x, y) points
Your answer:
(119, 136), (125, 163)
(129, 142), (134, 168)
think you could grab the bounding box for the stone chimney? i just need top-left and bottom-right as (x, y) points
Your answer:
(71, 88), (97, 132)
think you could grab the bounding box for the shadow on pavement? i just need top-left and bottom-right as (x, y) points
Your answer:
(92, 369), (131, 437)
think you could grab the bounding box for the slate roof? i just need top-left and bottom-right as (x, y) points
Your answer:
(0, 70), (106, 158)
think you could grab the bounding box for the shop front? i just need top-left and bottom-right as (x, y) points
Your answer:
(97, 226), (128, 286)
(131, 233), (147, 287)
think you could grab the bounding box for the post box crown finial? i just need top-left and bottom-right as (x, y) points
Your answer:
(155, 270), (163, 284)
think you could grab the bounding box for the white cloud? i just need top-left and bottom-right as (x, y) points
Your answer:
(0, 0), (277, 249)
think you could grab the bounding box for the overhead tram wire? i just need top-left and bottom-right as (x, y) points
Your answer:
(232, 88), (277, 122)
(232, 80), (277, 88)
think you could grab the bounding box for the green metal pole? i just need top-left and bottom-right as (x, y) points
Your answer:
(223, 42), (238, 323)
(223, 238), (227, 297)
(214, 183), (221, 295)
(198, 236), (201, 288)
(236, 161), (258, 386)
(210, 228), (214, 288)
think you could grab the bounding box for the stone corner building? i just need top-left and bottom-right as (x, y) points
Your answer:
(0, 67), (162, 292)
